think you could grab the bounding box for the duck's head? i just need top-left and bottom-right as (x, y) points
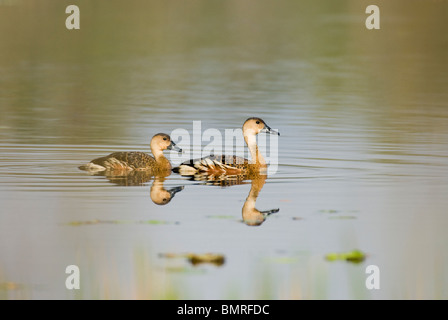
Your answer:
(151, 185), (184, 205)
(242, 117), (280, 136)
(151, 133), (182, 153)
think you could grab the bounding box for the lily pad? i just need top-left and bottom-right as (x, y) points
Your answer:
(160, 252), (225, 267)
(325, 250), (366, 263)
(187, 253), (225, 266)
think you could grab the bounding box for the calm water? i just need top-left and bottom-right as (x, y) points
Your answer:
(1, 0), (448, 299)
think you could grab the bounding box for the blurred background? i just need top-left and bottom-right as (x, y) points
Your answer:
(0, 0), (447, 299)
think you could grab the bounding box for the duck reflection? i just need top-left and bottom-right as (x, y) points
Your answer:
(183, 172), (248, 187)
(150, 177), (184, 205)
(241, 175), (279, 226)
(88, 170), (184, 205)
(182, 172), (279, 226)
(98, 169), (156, 186)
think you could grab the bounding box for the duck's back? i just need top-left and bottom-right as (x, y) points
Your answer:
(174, 154), (250, 175)
(181, 154), (248, 168)
(81, 151), (156, 171)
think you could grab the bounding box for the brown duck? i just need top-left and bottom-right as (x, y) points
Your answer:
(79, 133), (181, 174)
(173, 117), (279, 175)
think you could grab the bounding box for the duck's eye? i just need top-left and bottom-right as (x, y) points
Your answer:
(163, 137), (167, 141)
(256, 121), (260, 124)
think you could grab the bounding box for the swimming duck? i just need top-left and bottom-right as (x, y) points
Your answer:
(173, 117), (279, 175)
(79, 133), (181, 173)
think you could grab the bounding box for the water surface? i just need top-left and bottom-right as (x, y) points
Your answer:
(1, 0), (448, 299)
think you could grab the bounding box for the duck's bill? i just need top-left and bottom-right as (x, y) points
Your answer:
(260, 208), (280, 216)
(168, 142), (182, 152)
(260, 126), (280, 136)
(168, 186), (184, 198)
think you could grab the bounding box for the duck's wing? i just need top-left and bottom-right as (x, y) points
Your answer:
(91, 152), (156, 170)
(173, 154), (249, 175)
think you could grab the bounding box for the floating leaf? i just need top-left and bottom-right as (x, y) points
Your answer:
(160, 252), (225, 267)
(325, 250), (366, 263)
(187, 253), (225, 266)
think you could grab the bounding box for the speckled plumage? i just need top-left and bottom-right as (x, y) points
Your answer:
(90, 152), (157, 170)
(175, 154), (250, 175)
(79, 133), (180, 173)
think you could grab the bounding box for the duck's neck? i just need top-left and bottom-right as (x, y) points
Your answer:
(244, 134), (266, 166)
(150, 177), (165, 193)
(151, 148), (171, 169)
(152, 148), (164, 161)
(242, 177), (266, 226)
(242, 182), (259, 223)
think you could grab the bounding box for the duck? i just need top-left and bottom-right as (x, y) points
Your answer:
(79, 133), (181, 173)
(173, 117), (279, 176)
